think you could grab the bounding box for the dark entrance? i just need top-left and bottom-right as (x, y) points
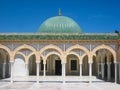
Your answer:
(55, 60), (62, 75)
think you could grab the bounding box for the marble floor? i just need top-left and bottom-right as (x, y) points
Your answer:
(1, 76), (103, 82)
(0, 76), (120, 90)
(0, 82), (120, 90)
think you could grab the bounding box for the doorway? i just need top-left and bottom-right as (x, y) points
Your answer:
(55, 60), (62, 75)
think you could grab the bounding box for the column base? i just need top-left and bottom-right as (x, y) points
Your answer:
(89, 78), (92, 84)
(36, 81), (39, 84)
(62, 76), (66, 84)
(10, 80), (13, 83)
(63, 81), (66, 84)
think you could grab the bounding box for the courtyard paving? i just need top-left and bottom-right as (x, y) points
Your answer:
(0, 81), (120, 90)
(0, 76), (120, 90)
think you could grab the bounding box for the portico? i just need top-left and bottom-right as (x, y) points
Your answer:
(0, 12), (120, 84)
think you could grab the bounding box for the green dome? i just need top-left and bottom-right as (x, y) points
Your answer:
(38, 16), (82, 33)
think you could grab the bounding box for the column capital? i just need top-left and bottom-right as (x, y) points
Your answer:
(88, 62), (93, 64)
(79, 63), (83, 65)
(62, 62), (66, 64)
(61, 56), (67, 64)
(36, 61), (40, 64)
(114, 61), (117, 64)
(107, 62), (111, 65)
(10, 61), (14, 63)
(10, 52), (14, 61)
(43, 60), (46, 64)
(25, 62), (28, 64)
(79, 58), (82, 64)
(61, 58), (66, 64)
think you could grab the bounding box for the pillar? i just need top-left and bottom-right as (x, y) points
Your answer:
(118, 62), (120, 83)
(89, 63), (92, 84)
(43, 64), (46, 77)
(62, 63), (66, 83)
(10, 62), (14, 83)
(2, 63), (6, 78)
(107, 62), (111, 81)
(101, 63), (105, 79)
(97, 63), (100, 77)
(25, 64), (29, 76)
(36, 62), (39, 83)
(80, 64), (82, 77)
(114, 62), (117, 83)
(9, 63), (11, 77)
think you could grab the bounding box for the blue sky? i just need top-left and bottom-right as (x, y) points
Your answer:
(0, 0), (120, 33)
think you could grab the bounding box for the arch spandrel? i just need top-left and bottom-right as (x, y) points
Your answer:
(67, 52), (80, 59)
(13, 44), (36, 59)
(66, 44), (91, 63)
(80, 53), (87, 64)
(44, 51), (63, 64)
(66, 44), (90, 55)
(0, 44), (11, 56)
(0, 44), (12, 62)
(45, 51), (62, 60)
(39, 44), (64, 56)
(15, 52), (26, 62)
(67, 51), (81, 64)
(117, 49), (120, 62)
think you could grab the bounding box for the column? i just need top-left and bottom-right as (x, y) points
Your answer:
(62, 63), (66, 83)
(43, 64), (46, 77)
(25, 64), (29, 76)
(101, 63), (105, 79)
(97, 63), (100, 77)
(80, 64), (82, 77)
(36, 62), (39, 83)
(107, 62), (111, 81)
(9, 63), (11, 77)
(89, 63), (92, 84)
(114, 62), (117, 83)
(10, 62), (14, 83)
(2, 63), (6, 78)
(118, 62), (120, 83)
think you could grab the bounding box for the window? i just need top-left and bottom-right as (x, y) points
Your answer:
(71, 60), (77, 70)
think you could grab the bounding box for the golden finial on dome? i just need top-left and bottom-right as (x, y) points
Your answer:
(58, 8), (62, 16)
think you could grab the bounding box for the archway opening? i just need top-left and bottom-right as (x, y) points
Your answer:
(82, 55), (89, 76)
(0, 49), (10, 79)
(93, 49), (115, 82)
(92, 56), (97, 76)
(14, 54), (27, 76)
(104, 56), (107, 80)
(66, 54), (79, 76)
(45, 54), (62, 76)
(28, 54), (36, 75)
(111, 58), (115, 81)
